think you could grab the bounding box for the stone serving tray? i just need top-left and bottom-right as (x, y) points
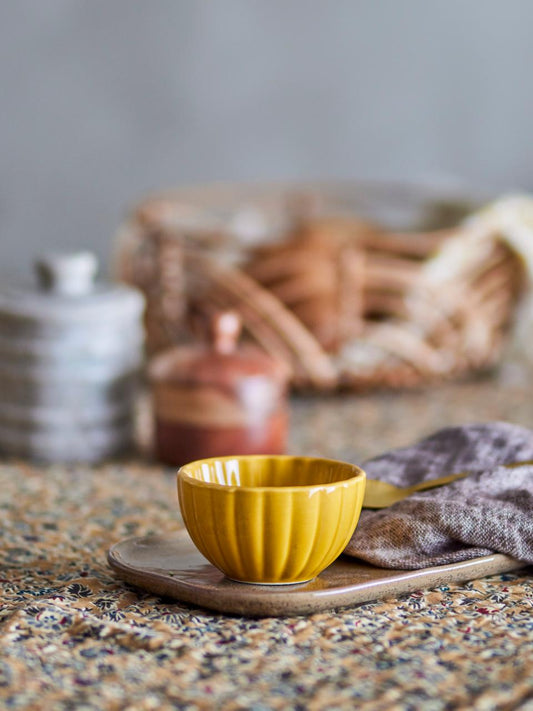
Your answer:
(107, 530), (525, 617)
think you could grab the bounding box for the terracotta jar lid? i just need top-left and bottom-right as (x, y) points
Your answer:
(149, 311), (288, 387)
(149, 312), (289, 466)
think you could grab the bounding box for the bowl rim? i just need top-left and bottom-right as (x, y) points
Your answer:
(177, 454), (366, 493)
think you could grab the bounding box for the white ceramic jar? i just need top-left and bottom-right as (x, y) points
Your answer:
(0, 252), (145, 462)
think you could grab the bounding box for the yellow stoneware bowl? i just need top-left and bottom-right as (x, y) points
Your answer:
(177, 455), (366, 585)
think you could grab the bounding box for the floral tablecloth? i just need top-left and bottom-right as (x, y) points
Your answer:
(2, 364), (533, 710)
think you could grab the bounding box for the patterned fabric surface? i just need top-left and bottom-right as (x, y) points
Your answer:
(1, 460), (533, 710)
(346, 422), (533, 569)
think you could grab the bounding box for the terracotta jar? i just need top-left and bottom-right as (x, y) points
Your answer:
(0, 252), (145, 463)
(149, 312), (289, 466)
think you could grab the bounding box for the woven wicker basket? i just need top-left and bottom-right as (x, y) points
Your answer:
(116, 182), (525, 391)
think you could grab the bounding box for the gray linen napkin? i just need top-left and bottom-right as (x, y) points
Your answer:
(345, 422), (533, 569)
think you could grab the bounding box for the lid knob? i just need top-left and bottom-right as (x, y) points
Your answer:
(210, 311), (242, 355)
(35, 252), (98, 296)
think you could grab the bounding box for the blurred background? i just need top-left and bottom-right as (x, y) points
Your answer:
(1, 0), (533, 273)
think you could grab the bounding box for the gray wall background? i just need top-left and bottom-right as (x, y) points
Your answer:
(1, 0), (533, 274)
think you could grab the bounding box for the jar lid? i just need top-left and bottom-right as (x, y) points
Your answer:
(0, 252), (144, 324)
(149, 311), (289, 387)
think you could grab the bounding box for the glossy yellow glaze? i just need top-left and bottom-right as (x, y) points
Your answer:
(177, 455), (366, 585)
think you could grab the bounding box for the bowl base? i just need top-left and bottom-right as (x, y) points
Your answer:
(225, 576), (314, 586)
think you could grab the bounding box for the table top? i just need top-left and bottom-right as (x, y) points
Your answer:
(2, 356), (533, 709)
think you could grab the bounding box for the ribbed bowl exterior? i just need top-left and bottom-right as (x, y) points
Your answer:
(177, 456), (365, 584)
